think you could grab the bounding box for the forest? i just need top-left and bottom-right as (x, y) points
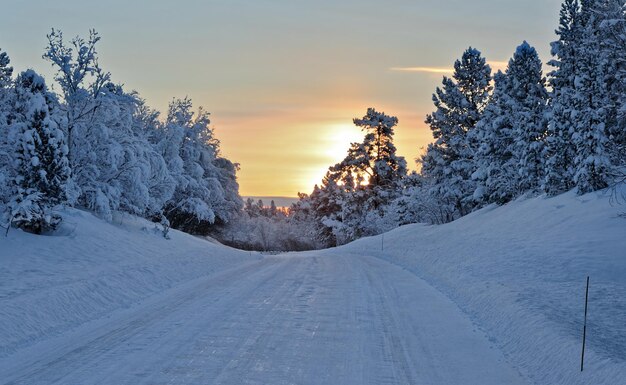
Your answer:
(1, 0), (625, 250)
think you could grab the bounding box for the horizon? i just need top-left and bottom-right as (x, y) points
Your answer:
(0, 0), (562, 197)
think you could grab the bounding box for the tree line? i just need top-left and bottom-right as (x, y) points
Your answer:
(1, 0), (624, 249)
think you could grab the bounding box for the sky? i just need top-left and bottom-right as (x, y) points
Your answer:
(0, 0), (563, 197)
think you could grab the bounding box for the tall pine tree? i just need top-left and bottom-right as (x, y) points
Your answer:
(472, 42), (548, 204)
(421, 47), (492, 217)
(544, 0), (581, 195)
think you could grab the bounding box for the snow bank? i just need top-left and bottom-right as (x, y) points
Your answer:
(341, 189), (626, 385)
(0, 208), (256, 358)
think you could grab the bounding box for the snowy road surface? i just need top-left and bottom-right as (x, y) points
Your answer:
(0, 253), (528, 385)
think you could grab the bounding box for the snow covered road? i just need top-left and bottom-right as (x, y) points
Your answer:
(0, 253), (528, 385)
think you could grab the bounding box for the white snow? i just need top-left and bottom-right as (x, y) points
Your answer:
(342, 188), (626, 385)
(0, 188), (624, 384)
(0, 209), (256, 360)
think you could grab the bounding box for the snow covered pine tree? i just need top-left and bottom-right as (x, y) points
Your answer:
(8, 70), (70, 233)
(471, 42), (548, 204)
(421, 47), (492, 219)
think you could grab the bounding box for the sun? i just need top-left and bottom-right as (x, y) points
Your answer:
(323, 122), (363, 160)
(299, 122), (364, 192)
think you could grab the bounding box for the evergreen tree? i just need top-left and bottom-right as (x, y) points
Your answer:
(471, 71), (516, 204)
(8, 70), (70, 233)
(0, 48), (14, 212)
(421, 47), (492, 217)
(330, 108), (407, 191)
(0, 48), (12, 89)
(321, 108), (407, 243)
(571, 3), (612, 193)
(595, 0), (626, 181)
(510, 42), (549, 193)
(545, 0), (622, 194)
(473, 42), (548, 204)
(544, 0), (581, 195)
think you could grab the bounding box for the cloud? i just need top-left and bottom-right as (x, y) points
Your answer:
(390, 67), (454, 74)
(487, 61), (509, 72)
(390, 61), (510, 75)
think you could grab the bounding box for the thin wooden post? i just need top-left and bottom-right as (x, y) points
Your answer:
(381, 234), (384, 251)
(581, 276), (589, 372)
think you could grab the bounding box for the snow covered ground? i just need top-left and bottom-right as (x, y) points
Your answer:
(0, 209), (257, 362)
(0, 189), (624, 384)
(343, 189), (626, 385)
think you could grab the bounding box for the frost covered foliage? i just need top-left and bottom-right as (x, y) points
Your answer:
(40, 30), (240, 232)
(160, 98), (242, 234)
(0, 30), (241, 236)
(212, 198), (316, 251)
(7, 70), (70, 233)
(43, 30), (162, 220)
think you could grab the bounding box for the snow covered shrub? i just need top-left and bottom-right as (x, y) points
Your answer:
(160, 98), (242, 234)
(7, 70), (70, 233)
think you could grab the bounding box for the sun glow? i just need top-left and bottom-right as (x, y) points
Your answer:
(299, 122), (364, 190)
(323, 123), (363, 159)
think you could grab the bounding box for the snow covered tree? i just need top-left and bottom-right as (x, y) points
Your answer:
(313, 108), (407, 243)
(7, 70), (71, 233)
(421, 47), (492, 217)
(570, 5), (612, 193)
(0, 48), (12, 89)
(0, 48), (14, 213)
(594, 0), (626, 183)
(331, 108), (407, 191)
(43, 29), (110, 165)
(471, 71), (517, 205)
(510, 42), (550, 193)
(43, 30), (182, 221)
(544, 0), (581, 195)
(472, 42), (548, 204)
(545, 0), (625, 194)
(161, 98), (242, 234)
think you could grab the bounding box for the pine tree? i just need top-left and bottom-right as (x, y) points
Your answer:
(8, 70), (71, 233)
(421, 47), (492, 217)
(544, 0), (581, 195)
(596, 0), (626, 179)
(510, 42), (549, 193)
(545, 0), (621, 194)
(472, 42), (548, 204)
(320, 108), (407, 242)
(571, 3), (612, 193)
(330, 108), (407, 191)
(0, 48), (12, 89)
(471, 71), (517, 204)
(0, 48), (14, 212)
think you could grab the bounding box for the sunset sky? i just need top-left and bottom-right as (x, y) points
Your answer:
(1, 0), (562, 197)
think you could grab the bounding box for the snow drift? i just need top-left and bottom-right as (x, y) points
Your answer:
(0, 209), (256, 358)
(341, 188), (626, 385)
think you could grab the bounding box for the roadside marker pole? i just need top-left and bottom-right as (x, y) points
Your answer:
(581, 276), (589, 372)
(381, 234), (384, 251)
